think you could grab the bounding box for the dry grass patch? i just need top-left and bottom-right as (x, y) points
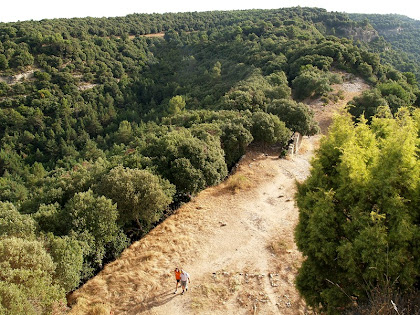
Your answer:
(191, 270), (282, 313)
(228, 273), (242, 293)
(224, 174), (253, 193)
(190, 271), (246, 311)
(140, 32), (165, 38)
(191, 282), (230, 311)
(68, 296), (111, 315)
(236, 289), (271, 313)
(68, 206), (199, 313)
(298, 139), (310, 154)
(199, 282), (230, 300)
(268, 238), (291, 256)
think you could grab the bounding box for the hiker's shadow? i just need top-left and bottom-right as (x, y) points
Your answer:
(128, 289), (178, 314)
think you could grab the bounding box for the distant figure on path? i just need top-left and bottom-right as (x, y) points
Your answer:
(180, 270), (190, 295)
(174, 267), (181, 294)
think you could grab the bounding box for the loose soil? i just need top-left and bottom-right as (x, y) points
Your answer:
(68, 75), (369, 315)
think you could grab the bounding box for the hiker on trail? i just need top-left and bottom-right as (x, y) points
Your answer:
(174, 268), (181, 294)
(180, 269), (190, 295)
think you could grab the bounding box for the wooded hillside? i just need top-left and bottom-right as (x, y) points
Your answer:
(0, 7), (419, 314)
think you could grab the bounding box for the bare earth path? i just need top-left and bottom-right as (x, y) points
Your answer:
(69, 75), (368, 315)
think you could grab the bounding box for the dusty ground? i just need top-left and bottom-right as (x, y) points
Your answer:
(68, 75), (368, 315)
(0, 68), (37, 85)
(307, 73), (369, 134)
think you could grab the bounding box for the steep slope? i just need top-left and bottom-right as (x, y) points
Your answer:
(349, 13), (420, 81)
(68, 75), (368, 314)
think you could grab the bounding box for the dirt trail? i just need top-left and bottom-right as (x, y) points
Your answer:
(69, 75), (368, 315)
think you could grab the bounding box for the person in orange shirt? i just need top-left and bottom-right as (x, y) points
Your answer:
(174, 268), (181, 294)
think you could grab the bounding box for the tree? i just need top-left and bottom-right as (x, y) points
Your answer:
(167, 95), (186, 115)
(114, 120), (133, 145)
(220, 122), (253, 168)
(378, 81), (416, 111)
(347, 89), (389, 121)
(143, 129), (228, 194)
(0, 54), (8, 70)
(0, 281), (35, 315)
(10, 50), (34, 68)
(46, 235), (84, 292)
(0, 237), (66, 314)
(295, 111), (420, 312)
(221, 90), (253, 111)
(265, 71), (291, 99)
(267, 99), (319, 135)
(98, 166), (175, 230)
(0, 202), (36, 239)
(64, 190), (127, 269)
(292, 66), (332, 100)
(251, 112), (291, 145)
(211, 61), (222, 79)
(357, 62), (374, 81)
(33, 203), (62, 235)
(0, 176), (28, 204)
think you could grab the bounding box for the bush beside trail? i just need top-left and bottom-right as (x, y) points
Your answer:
(295, 109), (420, 313)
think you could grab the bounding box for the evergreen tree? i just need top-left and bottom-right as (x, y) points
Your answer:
(98, 166), (175, 231)
(295, 110), (420, 312)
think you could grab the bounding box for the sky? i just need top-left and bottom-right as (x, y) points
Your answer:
(1, 0), (419, 23)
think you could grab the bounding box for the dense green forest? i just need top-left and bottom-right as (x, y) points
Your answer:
(0, 7), (419, 314)
(350, 13), (420, 83)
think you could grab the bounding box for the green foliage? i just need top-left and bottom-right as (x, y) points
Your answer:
(0, 237), (66, 314)
(32, 203), (62, 234)
(98, 166), (175, 230)
(251, 112), (291, 145)
(162, 109), (254, 168)
(144, 129), (227, 194)
(0, 176), (28, 204)
(266, 71), (292, 99)
(221, 89), (254, 111)
(350, 13), (420, 83)
(0, 202), (36, 238)
(64, 190), (127, 269)
(220, 70), (290, 112)
(349, 75), (418, 121)
(347, 89), (389, 120)
(0, 54), (8, 70)
(167, 95), (186, 115)
(10, 50), (34, 68)
(0, 281), (36, 315)
(114, 120), (133, 145)
(358, 62), (376, 83)
(295, 111), (420, 312)
(292, 66), (332, 100)
(220, 122), (253, 168)
(267, 99), (319, 135)
(378, 80), (417, 110)
(46, 234), (84, 292)
(0, 7), (418, 312)
(289, 54), (334, 79)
